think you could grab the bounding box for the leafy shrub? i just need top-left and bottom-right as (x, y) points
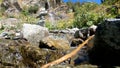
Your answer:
(21, 5), (39, 16)
(106, 5), (119, 15)
(21, 10), (30, 16)
(72, 2), (117, 28)
(73, 3), (99, 28)
(102, 0), (119, 5)
(74, 12), (96, 28)
(28, 5), (39, 14)
(45, 19), (73, 30)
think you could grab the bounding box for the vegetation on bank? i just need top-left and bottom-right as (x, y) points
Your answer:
(71, 0), (120, 28)
(0, 0), (120, 30)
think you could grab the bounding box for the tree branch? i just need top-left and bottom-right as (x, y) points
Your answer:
(41, 35), (94, 68)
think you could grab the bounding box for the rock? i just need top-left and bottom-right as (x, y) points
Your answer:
(0, 38), (29, 68)
(37, 20), (46, 26)
(22, 24), (49, 47)
(17, 0), (63, 11)
(20, 45), (66, 67)
(74, 28), (89, 40)
(0, 18), (21, 30)
(88, 25), (97, 36)
(40, 36), (70, 50)
(0, 30), (23, 40)
(36, 7), (48, 26)
(74, 25), (97, 41)
(0, 38), (66, 68)
(5, 7), (20, 16)
(88, 19), (120, 67)
(66, 28), (79, 34)
(70, 38), (84, 47)
(1, 0), (10, 9)
(0, 32), (11, 39)
(1, 0), (22, 16)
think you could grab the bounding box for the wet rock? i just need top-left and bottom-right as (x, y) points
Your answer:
(74, 25), (97, 41)
(74, 28), (89, 40)
(88, 25), (97, 36)
(20, 45), (66, 68)
(88, 19), (120, 67)
(22, 24), (49, 47)
(0, 37), (66, 68)
(40, 36), (70, 50)
(0, 38), (29, 68)
(70, 38), (84, 47)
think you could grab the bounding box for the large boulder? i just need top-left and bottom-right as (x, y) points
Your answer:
(22, 24), (49, 47)
(20, 45), (65, 67)
(39, 35), (70, 50)
(0, 38), (66, 68)
(88, 19), (120, 67)
(0, 39), (29, 68)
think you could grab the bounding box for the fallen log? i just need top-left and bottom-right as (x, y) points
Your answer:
(41, 35), (94, 68)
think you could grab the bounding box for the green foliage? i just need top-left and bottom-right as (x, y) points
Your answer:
(21, 5), (39, 16)
(73, 3), (100, 28)
(101, 0), (119, 5)
(106, 6), (119, 15)
(72, 2), (118, 28)
(28, 5), (39, 14)
(66, 1), (73, 9)
(45, 19), (73, 30)
(21, 10), (30, 16)
(0, 7), (6, 17)
(74, 12), (99, 28)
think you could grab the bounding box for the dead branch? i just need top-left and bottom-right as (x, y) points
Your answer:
(41, 35), (94, 68)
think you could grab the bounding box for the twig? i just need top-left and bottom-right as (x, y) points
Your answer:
(41, 35), (94, 68)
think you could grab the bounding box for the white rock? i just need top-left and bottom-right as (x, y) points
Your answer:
(22, 24), (49, 46)
(89, 25), (97, 32)
(0, 18), (20, 29)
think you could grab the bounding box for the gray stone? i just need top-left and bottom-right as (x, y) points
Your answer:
(40, 35), (70, 50)
(74, 28), (89, 40)
(88, 19), (120, 66)
(0, 18), (21, 30)
(37, 20), (45, 26)
(0, 39), (28, 68)
(88, 25), (97, 36)
(36, 7), (47, 26)
(1, 0), (22, 16)
(22, 24), (49, 46)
